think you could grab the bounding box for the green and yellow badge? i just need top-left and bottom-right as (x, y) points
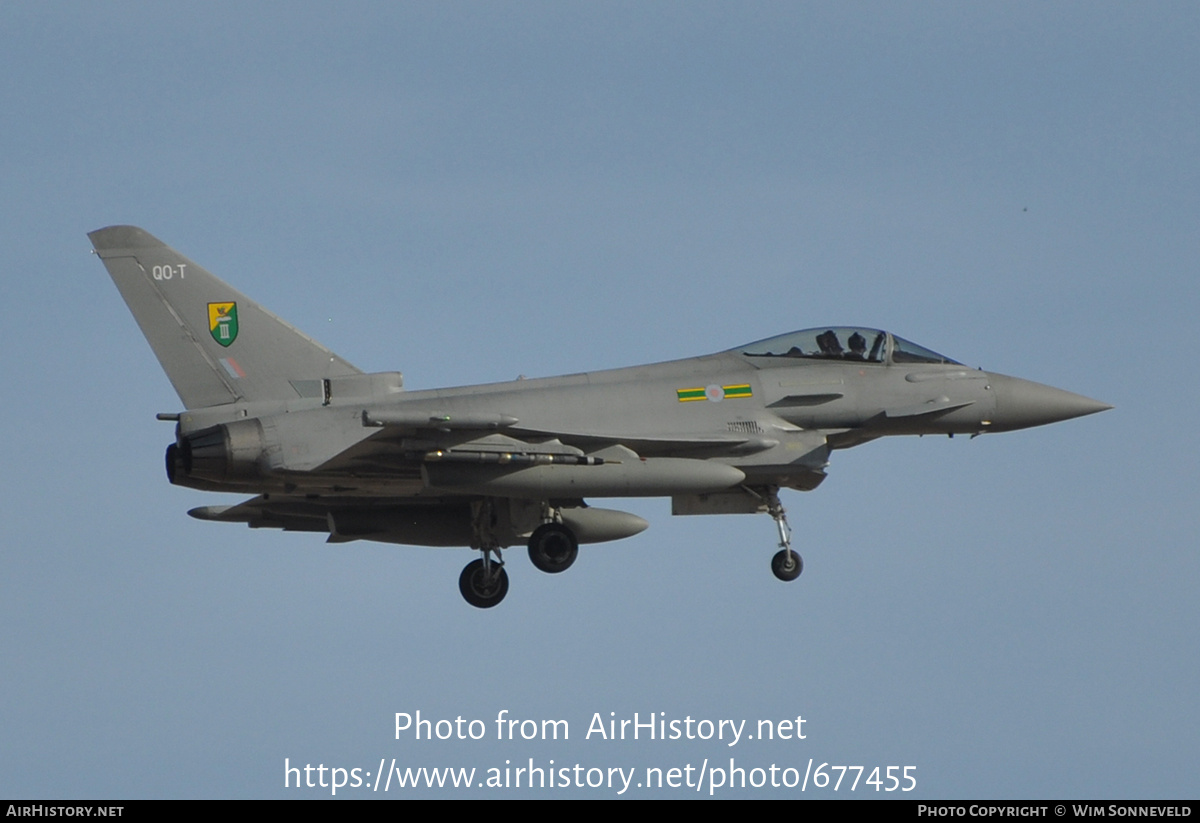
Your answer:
(208, 302), (239, 347)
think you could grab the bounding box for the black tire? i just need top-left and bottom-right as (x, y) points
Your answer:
(459, 559), (509, 608)
(771, 549), (803, 582)
(527, 523), (579, 574)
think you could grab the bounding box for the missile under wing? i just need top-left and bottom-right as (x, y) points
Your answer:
(90, 226), (1111, 608)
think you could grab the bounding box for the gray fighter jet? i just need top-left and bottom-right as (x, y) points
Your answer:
(90, 226), (1111, 608)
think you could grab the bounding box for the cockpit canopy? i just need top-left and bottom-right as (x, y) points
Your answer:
(739, 327), (961, 365)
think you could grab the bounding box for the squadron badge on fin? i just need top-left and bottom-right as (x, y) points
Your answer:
(208, 302), (238, 347)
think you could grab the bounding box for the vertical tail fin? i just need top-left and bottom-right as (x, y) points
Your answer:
(89, 225), (361, 409)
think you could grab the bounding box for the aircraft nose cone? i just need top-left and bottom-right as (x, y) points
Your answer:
(986, 373), (1112, 432)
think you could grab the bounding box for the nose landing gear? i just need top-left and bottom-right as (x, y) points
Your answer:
(766, 491), (803, 582)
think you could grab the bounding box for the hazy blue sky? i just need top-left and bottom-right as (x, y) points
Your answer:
(2, 2), (1196, 798)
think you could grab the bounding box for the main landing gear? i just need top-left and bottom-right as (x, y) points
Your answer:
(527, 521), (578, 574)
(459, 499), (509, 609)
(766, 490), (803, 582)
(458, 500), (581, 608)
(459, 550), (508, 609)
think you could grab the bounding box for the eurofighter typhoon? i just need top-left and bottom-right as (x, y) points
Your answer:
(90, 226), (1111, 607)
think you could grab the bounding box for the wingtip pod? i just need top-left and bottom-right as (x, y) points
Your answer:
(88, 225), (166, 253)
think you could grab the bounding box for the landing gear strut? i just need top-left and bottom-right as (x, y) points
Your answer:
(766, 490), (803, 582)
(459, 499), (509, 608)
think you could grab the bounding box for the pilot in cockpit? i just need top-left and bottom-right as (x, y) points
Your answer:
(816, 330), (843, 357)
(846, 331), (867, 360)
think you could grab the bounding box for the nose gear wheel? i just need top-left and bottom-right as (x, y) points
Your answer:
(766, 490), (803, 582)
